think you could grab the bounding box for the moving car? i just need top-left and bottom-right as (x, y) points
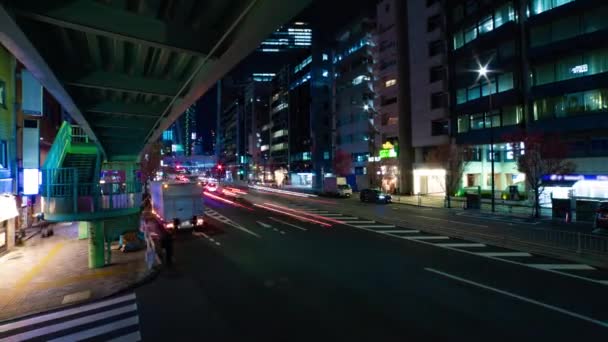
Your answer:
(592, 201), (608, 234)
(360, 189), (391, 204)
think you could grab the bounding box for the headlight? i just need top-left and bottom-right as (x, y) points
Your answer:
(378, 195), (385, 199)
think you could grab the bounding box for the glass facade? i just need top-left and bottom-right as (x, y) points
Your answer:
(530, 0), (576, 16)
(532, 49), (608, 86)
(452, 2), (515, 50)
(457, 106), (523, 133)
(530, 6), (608, 47)
(456, 72), (515, 104)
(533, 88), (608, 120)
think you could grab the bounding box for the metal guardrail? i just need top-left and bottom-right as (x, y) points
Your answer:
(71, 125), (89, 144)
(41, 121), (71, 170)
(41, 168), (142, 215)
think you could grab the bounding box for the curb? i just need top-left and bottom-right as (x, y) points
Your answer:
(0, 264), (159, 325)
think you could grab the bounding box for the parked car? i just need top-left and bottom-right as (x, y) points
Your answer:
(592, 201), (608, 234)
(360, 189), (391, 204)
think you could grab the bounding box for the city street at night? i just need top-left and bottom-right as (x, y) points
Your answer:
(1, 0), (608, 340)
(130, 188), (608, 341)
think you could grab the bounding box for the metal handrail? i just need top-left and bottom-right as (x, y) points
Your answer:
(71, 125), (89, 144)
(41, 121), (71, 170)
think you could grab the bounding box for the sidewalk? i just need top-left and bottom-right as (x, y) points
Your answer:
(0, 222), (152, 322)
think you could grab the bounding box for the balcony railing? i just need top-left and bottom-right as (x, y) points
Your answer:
(41, 168), (142, 220)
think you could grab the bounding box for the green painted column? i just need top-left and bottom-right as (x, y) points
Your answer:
(88, 220), (105, 268)
(78, 221), (89, 239)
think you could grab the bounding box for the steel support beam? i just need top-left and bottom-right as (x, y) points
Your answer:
(63, 70), (180, 97)
(84, 101), (167, 118)
(11, 0), (216, 57)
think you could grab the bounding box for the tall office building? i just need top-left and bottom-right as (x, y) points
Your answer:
(406, 0), (451, 195)
(258, 22), (312, 53)
(333, 18), (376, 176)
(447, 0), (608, 200)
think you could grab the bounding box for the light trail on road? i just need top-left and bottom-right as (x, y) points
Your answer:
(204, 191), (253, 211)
(254, 204), (332, 227)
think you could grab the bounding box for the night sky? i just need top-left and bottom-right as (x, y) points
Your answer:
(195, 0), (378, 154)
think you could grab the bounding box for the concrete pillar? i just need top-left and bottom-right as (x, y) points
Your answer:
(78, 221), (89, 239)
(88, 220), (105, 269)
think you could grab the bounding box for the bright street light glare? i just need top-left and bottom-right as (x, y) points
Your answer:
(478, 65), (488, 77)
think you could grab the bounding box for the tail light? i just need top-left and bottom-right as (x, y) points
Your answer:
(196, 217), (204, 225)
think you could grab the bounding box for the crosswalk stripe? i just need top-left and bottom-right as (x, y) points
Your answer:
(407, 236), (450, 240)
(436, 243), (486, 248)
(107, 331), (142, 342)
(0, 293), (135, 333)
(356, 225), (396, 229)
(47, 316), (139, 342)
(3, 303), (137, 341)
(477, 252), (532, 257)
(380, 230), (420, 234)
(529, 264), (594, 270)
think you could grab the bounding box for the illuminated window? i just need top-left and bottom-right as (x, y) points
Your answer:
(385, 79), (397, 87)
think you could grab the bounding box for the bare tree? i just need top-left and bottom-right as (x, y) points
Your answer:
(333, 149), (352, 177)
(426, 143), (470, 208)
(504, 131), (575, 218)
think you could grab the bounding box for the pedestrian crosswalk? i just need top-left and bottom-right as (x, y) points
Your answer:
(286, 203), (608, 286)
(0, 293), (140, 342)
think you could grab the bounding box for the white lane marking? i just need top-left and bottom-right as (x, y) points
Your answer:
(206, 208), (260, 238)
(356, 225), (395, 229)
(269, 217), (308, 231)
(3, 304), (137, 341)
(530, 264), (595, 271)
(215, 242), (221, 246)
(48, 316), (139, 342)
(257, 221), (272, 229)
(280, 231), (286, 235)
(425, 268), (608, 329)
(407, 236), (450, 240)
(436, 243), (486, 248)
(378, 230), (419, 234)
(303, 209), (328, 213)
(335, 217), (361, 220)
(319, 213), (343, 217)
(0, 294), (136, 333)
(344, 221), (376, 224)
(340, 217), (608, 287)
(477, 252), (532, 257)
(411, 215), (488, 228)
(107, 331), (142, 342)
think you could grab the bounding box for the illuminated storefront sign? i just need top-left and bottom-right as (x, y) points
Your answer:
(570, 64), (588, 74)
(543, 174), (608, 182)
(379, 141), (398, 159)
(0, 195), (18, 222)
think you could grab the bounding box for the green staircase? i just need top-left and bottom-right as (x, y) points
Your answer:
(62, 153), (97, 184)
(40, 121), (142, 221)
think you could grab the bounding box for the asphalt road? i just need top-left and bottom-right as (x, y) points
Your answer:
(133, 190), (608, 341)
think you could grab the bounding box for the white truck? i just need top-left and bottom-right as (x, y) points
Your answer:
(323, 177), (353, 197)
(149, 181), (205, 230)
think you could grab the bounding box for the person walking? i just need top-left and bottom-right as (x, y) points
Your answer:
(161, 227), (174, 267)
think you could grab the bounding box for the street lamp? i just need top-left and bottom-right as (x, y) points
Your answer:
(477, 63), (496, 212)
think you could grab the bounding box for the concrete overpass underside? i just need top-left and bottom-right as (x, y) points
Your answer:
(0, 0), (311, 161)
